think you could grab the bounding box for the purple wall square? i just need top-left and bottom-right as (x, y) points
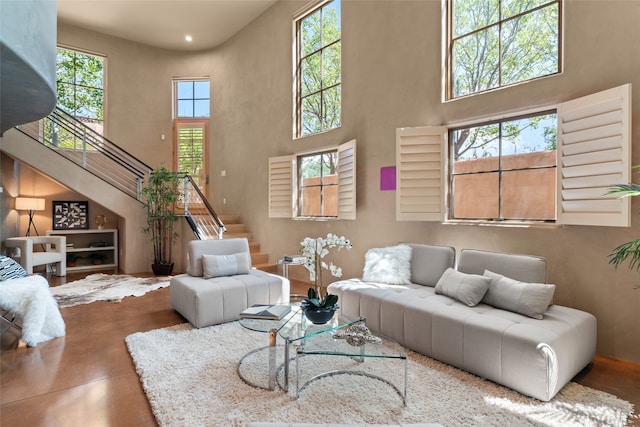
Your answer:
(380, 166), (396, 191)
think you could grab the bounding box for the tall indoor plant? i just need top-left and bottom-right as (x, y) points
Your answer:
(608, 170), (640, 288)
(142, 165), (181, 275)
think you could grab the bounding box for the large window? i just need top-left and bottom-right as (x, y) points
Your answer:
(450, 112), (557, 221)
(396, 85), (632, 228)
(447, 0), (561, 99)
(269, 140), (356, 220)
(295, 0), (341, 138)
(56, 47), (105, 134)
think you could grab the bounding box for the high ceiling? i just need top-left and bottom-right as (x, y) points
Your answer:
(57, 0), (278, 51)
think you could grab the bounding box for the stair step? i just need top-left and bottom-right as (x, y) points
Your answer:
(219, 214), (240, 224)
(224, 231), (252, 241)
(224, 223), (246, 234)
(248, 241), (260, 252)
(250, 252), (269, 265)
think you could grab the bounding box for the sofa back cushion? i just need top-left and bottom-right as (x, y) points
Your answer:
(457, 249), (547, 283)
(409, 244), (456, 287)
(187, 238), (251, 277)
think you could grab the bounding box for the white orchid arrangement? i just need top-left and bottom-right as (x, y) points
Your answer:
(300, 233), (352, 308)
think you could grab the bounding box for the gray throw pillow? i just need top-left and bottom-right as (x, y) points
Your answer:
(362, 244), (412, 285)
(483, 270), (556, 319)
(434, 268), (490, 306)
(202, 252), (251, 279)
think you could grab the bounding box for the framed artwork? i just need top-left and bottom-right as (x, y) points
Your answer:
(53, 201), (89, 230)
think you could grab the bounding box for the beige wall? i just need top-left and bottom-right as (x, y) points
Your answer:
(212, 0), (640, 363)
(49, 1), (640, 363)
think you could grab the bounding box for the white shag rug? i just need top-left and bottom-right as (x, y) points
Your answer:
(51, 273), (172, 308)
(125, 322), (634, 427)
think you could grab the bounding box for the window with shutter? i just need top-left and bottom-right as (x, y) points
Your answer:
(396, 84), (631, 227)
(268, 155), (294, 218)
(268, 140), (356, 220)
(557, 83), (631, 227)
(396, 126), (447, 221)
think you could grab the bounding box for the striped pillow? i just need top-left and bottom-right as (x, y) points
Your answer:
(0, 256), (28, 280)
(202, 252), (251, 279)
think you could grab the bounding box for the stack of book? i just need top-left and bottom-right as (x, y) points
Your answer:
(239, 304), (291, 320)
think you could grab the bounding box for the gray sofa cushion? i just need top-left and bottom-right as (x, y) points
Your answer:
(457, 248), (547, 283)
(170, 269), (289, 328)
(408, 243), (456, 286)
(186, 238), (251, 277)
(483, 270), (556, 319)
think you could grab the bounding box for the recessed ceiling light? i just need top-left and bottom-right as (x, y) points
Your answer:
(185, 35), (193, 42)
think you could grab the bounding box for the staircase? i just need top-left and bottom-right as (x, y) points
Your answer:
(218, 214), (277, 273)
(2, 106), (276, 274)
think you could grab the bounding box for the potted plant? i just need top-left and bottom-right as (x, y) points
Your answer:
(67, 253), (80, 267)
(90, 253), (106, 265)
(299, 233), (352, 324)
(608, 172), (640, 288)
(141, 165), (181, 276)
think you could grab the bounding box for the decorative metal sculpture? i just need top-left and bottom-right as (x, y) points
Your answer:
(333, 321), (382, 346)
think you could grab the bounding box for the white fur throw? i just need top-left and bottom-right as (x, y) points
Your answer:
(362, 244), (413, 285)
(0, 275), (66, 346)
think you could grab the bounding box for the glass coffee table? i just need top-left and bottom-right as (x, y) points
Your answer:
(237, 305), (300, 390)
(239, 306), (407, 406)
(280, 310), (408, 406)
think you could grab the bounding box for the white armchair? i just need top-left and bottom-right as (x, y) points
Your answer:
(5, 236), (67, 276)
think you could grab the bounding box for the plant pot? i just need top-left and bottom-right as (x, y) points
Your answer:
(152, 262), (174, 276)
(301, 301), (338, 325)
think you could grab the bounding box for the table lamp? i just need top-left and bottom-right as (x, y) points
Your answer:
(15, 197), (46, 236)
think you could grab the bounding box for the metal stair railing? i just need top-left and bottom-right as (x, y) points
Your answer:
(13, 107), (226, 239)
(15, 107), (152, 200)
(181, 175), (226, 239)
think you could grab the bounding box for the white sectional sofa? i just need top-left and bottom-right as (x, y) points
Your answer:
(170, 238), (290, 328)
(328, 244), (597, 401)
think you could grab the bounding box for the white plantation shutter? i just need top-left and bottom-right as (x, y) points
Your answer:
(268, 155), (294, 218)
(396, 126), (447, 221)
(337, 139), (356, 220)
(558, 84), (632, 227)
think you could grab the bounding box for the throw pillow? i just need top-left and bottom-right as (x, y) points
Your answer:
(362, 244), (412, 285)
(483, 270), (555, 319)
(0, 256), (28, 281)
(202, 252), (251, 279)
(434, 268), (491, 306)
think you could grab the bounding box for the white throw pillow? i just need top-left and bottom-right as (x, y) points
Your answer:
(202, 252), (251, 279)
(434, 268), (491, 307)
(362, 244), (412, 285)
(483, 270), (555, 319)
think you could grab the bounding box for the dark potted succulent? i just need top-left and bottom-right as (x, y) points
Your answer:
(299, 233), (352, 324)
(67, 253), (80, 267)
(141, 165), (181, 276)
(90, 253), (107, 265)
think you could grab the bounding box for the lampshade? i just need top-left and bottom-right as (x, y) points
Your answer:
(15, 197), (46, 211)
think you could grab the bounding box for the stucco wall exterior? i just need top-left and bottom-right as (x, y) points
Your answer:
(51, 0), (640, 363)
